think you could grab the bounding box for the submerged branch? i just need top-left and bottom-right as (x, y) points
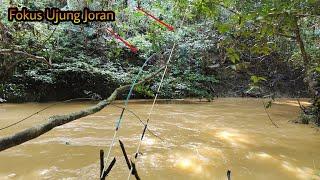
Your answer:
(262, 100), (279, 128)
(0, 66), (164, 152)
(297, 98), (308, 114)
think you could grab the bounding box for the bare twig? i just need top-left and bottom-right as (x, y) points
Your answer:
(0, 49), (51, 66)
(276, 32), (296, 39)
(262, 100), (279, 128)
(40, 27), (57, 49)
(297, 98), (308, 114)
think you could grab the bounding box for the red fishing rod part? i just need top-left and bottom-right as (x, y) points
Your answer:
(105, 28), (139, 53)
(136, 6), (175, 31)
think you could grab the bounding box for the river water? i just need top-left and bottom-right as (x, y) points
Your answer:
(0, 98), (319, 179)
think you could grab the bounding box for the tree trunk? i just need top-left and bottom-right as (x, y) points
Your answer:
(293, 17), (316, 97)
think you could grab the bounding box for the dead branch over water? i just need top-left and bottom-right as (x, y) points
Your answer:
(0, 66), (164, 152)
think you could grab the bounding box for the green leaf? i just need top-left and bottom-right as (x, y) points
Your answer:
(134, 11), (144, 18)
(251, 75), (267, 84)
(227, 48), (240, 63)
(86, 0), (94, 4)
(217, 23), (231, 33)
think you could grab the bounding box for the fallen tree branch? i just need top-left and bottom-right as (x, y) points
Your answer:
(0, 66), (164, 152)
(0, 49), (51, 66)
(0, 98), (97, 131)
(297, 98), (308, 114)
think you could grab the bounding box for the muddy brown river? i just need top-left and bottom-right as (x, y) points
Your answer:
(0, 98), (319, 179)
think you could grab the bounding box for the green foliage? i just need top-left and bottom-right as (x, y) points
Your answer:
(134, 84), (155, 98)
(250, 75), (267, 86)
(226, 48), (240, 63)
(0, 0), (318, 104)
(0, 83), (27, 102)
(300, 113), (312, 124)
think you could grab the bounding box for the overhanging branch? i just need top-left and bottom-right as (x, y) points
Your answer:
(0, 49), (51, 66)
(0, 66), (164, 152)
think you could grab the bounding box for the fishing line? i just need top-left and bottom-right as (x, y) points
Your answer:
(0, 98), (95, 131)
(111, 104), (164, 141)
(0, 98), (163, 142)
(127, 6), (190, 180)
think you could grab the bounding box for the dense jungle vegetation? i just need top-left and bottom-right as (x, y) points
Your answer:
(0, 0), (319, 124)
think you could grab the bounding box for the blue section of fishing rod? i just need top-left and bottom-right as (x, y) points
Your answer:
(115, 54), (156, 130)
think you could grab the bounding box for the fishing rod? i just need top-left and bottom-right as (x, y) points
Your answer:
(126, 6), (190, 180)
(101, 2), (185, 178)
(100, 53), (157, 179)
